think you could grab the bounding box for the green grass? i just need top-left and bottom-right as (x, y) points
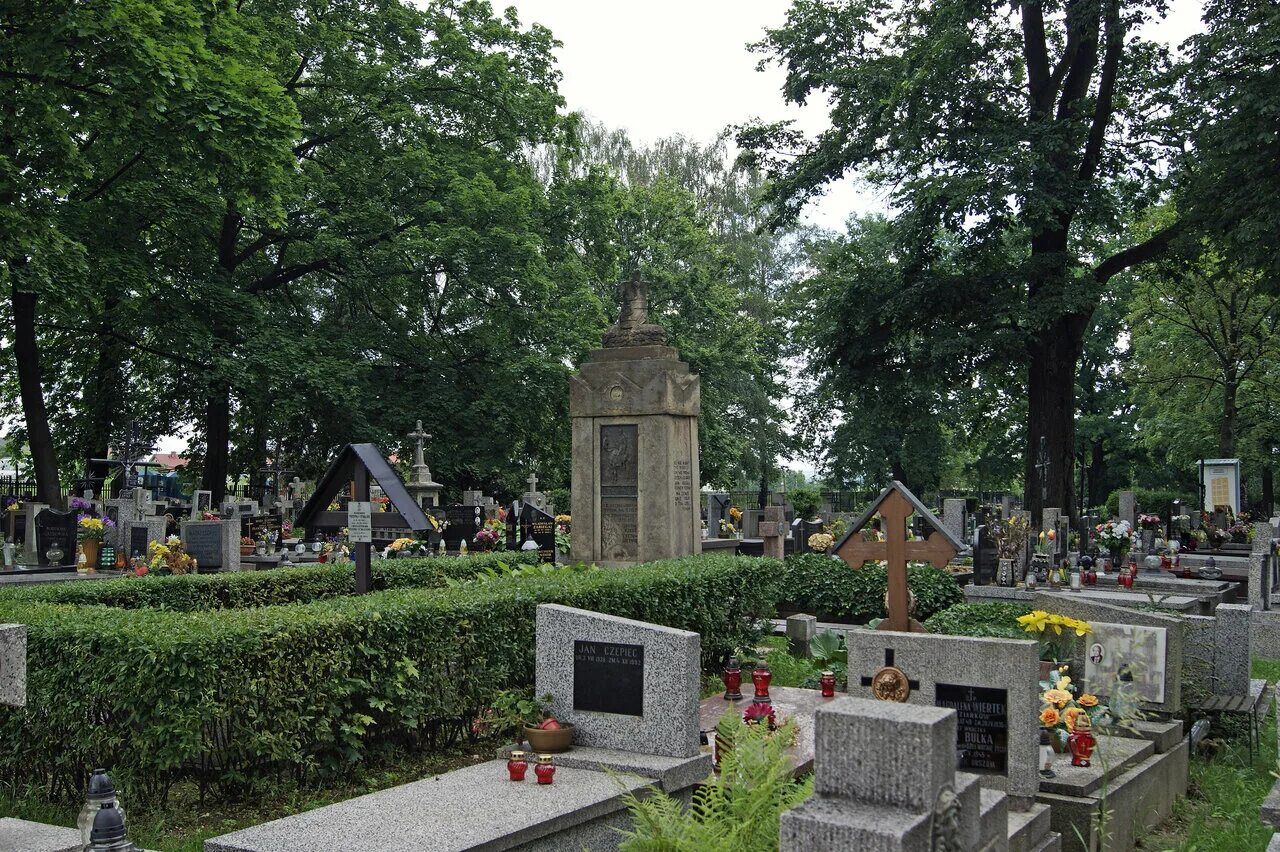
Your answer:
(1140, 658), (1280, 851)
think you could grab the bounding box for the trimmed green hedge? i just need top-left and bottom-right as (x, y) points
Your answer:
(1102, 488), (1194, 519)
(780, 553), (963, 623)
(0, 553), (539, 612)
(922, 602), (1032, 639)
(0, 555), (780, 805)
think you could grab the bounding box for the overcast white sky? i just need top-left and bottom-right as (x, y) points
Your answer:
(505, 0), (1206, 230)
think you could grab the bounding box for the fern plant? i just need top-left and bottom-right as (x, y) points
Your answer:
(617, 712), (813, 851)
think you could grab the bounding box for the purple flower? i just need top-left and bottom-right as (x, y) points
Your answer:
(70, 497), (93, 511)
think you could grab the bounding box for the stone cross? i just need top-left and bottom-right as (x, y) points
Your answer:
(527, 473), (538, 494)
(408, 420), (430, 470)
(836, 486), (957, 632)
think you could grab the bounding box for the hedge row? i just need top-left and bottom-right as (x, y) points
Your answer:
(0, 552), (539, 612)
(922, 602), (1032, 639)
(779, 553), (963, 623)
(0, 555), (781, 805)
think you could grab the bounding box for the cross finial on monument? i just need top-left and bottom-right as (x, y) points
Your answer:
(408, 420), (430, 469)
(527, 472), (538, 493)
(832, 482), (961, 633)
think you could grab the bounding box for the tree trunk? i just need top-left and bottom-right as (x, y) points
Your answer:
(12, 286), (62, 505)
(85, 292), (121, 496)
(1088, 439), (1107, 510)
(1263, 466), (1273, 518)
(1025, 315), (1087, 527)
(201, 385), (231, 505)
(1219, 379), (1237, 457)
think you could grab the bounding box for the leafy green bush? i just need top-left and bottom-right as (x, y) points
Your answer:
(0, 552), (539, 612)
(0, 555), (781, 806)
(788, 486), (822, 520)
(780, 553), (962, 623)
(1102, 488), (1193, 519)
(923, 602), (1032, 639)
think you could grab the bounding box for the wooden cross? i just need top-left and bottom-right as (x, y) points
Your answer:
(836, 487), (958, 632)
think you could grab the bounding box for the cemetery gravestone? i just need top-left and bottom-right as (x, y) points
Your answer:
(569, 274), (701, 566)
(845, 629), (1041, 805)
(536, 603), (700, 758)
(179, 519), (240, 572)
(34, 509), (77, 566)
(0, 624), (25, 707)
(706, 492), (729, 536)
(1119, 490), (1137, 527)
(509, 502), (557, 562)
(445, 504), (482, 552)
(943, 497), (966, 546)
(191, 490), (213, 519)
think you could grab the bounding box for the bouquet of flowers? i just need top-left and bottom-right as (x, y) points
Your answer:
(70, 497), (94, 512)
(1039, 668), (1106, 750)
(1016, 610), (1092, 662)
(1094, 520), (1132, 554)
(147, 537), (196, 575)
(77, 515), (114, 541)
(1227, 520), (1251, 543)
(993, 515), (1031, 560)
(808, 532), (834, 553)
(1035, 528), (1056, 555)
(474, 526), (501, 550)
(387, 537), (417, 555)
(1138, 514), (1162, 530)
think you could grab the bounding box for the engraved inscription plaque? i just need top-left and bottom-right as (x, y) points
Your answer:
(573, 640), (644, 716)
(935, 683), (1008, 772)
(673, 459), (692, 509)
(600, 425), (639, 561)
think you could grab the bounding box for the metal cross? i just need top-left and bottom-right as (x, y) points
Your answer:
(1036, 436), (1050, 505)
(408, 420), (431, 469)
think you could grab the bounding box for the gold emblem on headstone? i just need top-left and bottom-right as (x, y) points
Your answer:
(870, 665), (911, 702)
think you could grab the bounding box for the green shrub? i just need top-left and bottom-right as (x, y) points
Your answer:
(788, 486), (822, 520)
(1102, 488), (1193, 519)
(0, 552), (539, 612)
(0, 555), (781, 806)
(923, 602), (1032, 639)
(780, 553), (962, 623)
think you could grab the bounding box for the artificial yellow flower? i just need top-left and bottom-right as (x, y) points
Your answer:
(1040, 707), (1060, 727)
(1043, 689), (1072, 707)
(1077, 694), (1099, 708)
(1054, 675), (1072, 690)
(1017, 610), (1050, 634)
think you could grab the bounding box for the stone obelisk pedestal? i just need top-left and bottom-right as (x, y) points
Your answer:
(569, 274), (701, 568)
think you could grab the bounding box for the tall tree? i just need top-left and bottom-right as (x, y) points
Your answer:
(0, 0), (297, 501)
(1128, 242), (1280, 507)
(738, 0), (1190, 522)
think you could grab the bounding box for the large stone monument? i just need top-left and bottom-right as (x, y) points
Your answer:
(570, 273), (701, 567)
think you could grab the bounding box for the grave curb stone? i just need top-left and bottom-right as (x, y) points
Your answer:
(0, 817), (80, 852)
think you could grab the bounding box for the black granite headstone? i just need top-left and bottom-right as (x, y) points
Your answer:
(935, 683), (1008, 772)
(35, 509), (78, 566)
(129, 525), (149, 558)
(509, 502), (556, 563)
(573, 639), (643, 716)
(445, 504), (482, 553)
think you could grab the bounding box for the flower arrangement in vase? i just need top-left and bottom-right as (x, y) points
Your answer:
(1094, 520), (1133, 558)
(145, 537), (196, 576)
(1137, 514), (1162, 531)
(1038, 668), (1105, 756)
(807, 532), (834, 553)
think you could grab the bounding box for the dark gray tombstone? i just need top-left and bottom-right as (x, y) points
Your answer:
(707, 493), (730, 536)
(510, 502), (556, 563)
(445, 504), (483, 553)
(35, 509), (78, 566)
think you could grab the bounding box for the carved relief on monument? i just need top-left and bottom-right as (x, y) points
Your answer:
(599, 425), (639, 561)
